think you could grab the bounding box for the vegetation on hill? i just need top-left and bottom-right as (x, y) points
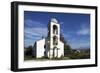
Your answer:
(60, 33), (90, 59)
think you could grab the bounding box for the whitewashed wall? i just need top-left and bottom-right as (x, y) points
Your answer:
(36, 39), (45, 58)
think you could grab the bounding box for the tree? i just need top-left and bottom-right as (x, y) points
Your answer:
(60, 33), (66, 44)
(60, 33), (72, 56)
(24, 46), (33, 56)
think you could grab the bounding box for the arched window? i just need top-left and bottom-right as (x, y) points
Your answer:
(53, 25), (58, 34)
(53, 36), (58, 45)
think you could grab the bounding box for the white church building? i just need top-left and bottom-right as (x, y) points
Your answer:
(33, 18), (64, 59)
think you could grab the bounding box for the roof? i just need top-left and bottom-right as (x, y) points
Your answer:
(51, 18), (58, 23)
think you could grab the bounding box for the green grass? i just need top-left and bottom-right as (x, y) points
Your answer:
(66, 53), (90, 59)
(24, 56), (35, 61)
(24, 56), (70, 61)
(24, 52), (90, 61)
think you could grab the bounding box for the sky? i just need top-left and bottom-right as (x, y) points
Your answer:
(24, 11), (90, 49)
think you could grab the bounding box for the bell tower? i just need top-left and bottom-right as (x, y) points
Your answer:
(47, 18), (60, 58)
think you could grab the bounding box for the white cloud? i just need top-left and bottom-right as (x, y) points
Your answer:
(25, 19), (45, 27)
(77, 28), (89, 35)
(70, 40), (90, 49)
(25, 27), (47, 37)
(24, 19), (48, 47)
(77, 24), (90, 35)
(24, 27), (47, 47)
(24, 39), (34, 46)
(60, 22), (64, 25)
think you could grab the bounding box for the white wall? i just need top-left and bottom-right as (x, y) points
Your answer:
(36, 39), (45, 58)
(58, 41), (64, 57)
(0, 0), (99, 73)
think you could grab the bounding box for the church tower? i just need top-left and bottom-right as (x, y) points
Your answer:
(33, 18), (64, 58)
(47, 18), (60, 58)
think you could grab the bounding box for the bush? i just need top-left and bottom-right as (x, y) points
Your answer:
(68, 52), (90, 59)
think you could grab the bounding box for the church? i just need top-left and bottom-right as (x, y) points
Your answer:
(33, 18), (64, 59)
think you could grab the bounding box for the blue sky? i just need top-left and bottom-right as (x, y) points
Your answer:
(24, 11), (90, 49)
